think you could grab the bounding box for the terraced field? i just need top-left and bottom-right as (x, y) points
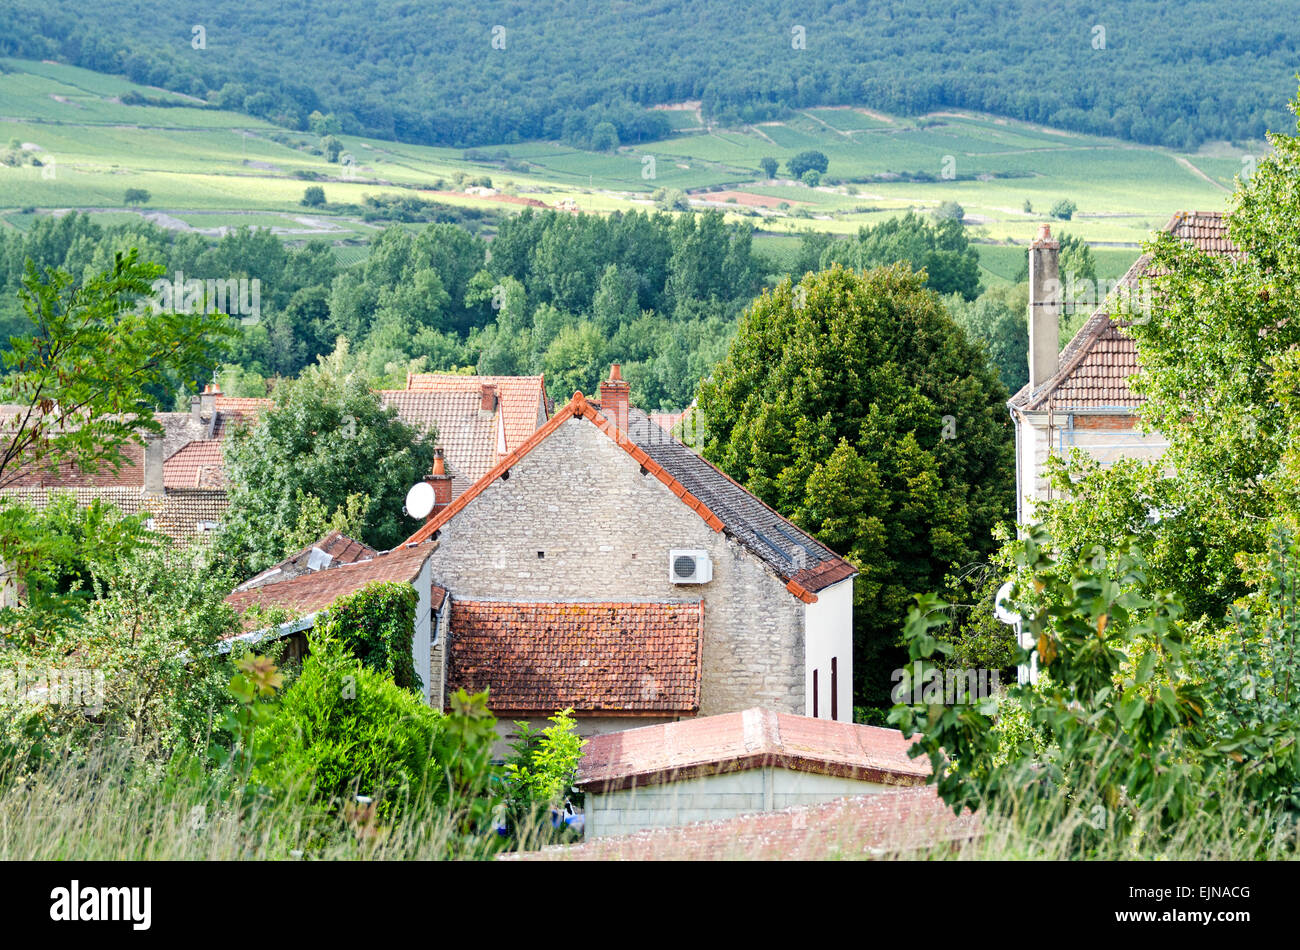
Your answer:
(0, 57), (1258, 283)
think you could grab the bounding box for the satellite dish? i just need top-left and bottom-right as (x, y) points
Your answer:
(404, 481), (435, 520)
(994, 581), (1021, 626)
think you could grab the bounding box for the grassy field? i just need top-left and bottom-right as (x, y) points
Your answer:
(0, 56), (1258, 284)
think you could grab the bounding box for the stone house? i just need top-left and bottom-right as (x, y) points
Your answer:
(1008, 212), (1239, 522)
(402, 365), (857, 740)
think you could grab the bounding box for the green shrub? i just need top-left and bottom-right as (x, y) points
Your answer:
(892, 525), (1300, 856)
(252, 637), (441, 817)
(317, 580), (420, 692)
(505, 707), (585, 808)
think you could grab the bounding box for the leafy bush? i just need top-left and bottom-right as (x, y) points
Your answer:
(252, 637), (441, 818)
(1049, 198), (1077, 220)
(318, 581), (420, 692)
(892, 526), (1300, 855)
(505, 708), (585, 808)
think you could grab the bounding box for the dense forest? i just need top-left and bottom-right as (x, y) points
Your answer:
(3, 0), (1293, 149)
(0, 209), (771, 410)
(0, 207), (1043, 408)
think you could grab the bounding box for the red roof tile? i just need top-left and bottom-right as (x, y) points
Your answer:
(214, 396), (272, 422)
(235, 530), (378, 591)
(5, 440), (146, 488)
(510, 786), (976, 861)
(379, 389), (499, 497)
(447, 600), (703, 715)
(1012, 210), (1240, 412)
(224, 541), (436, 633)
(163, 440), (225, 488)
(576, 708), (929, 792)
(403, 373), (548, 452)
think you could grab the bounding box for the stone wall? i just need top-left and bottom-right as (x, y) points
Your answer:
(425, 416), (807, 719)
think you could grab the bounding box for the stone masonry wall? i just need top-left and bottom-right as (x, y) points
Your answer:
(425, 416), (806, 718)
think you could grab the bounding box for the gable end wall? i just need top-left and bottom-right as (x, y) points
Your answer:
(425, 417), (806, 717)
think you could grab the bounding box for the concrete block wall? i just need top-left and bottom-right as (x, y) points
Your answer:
(426, 416), (807, 718)
(586, 767), (899, 837)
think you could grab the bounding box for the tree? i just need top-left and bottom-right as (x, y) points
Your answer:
(821, 211), (983, 300)
(801, 170), (821, 187)
(1050, 198), (1077, 220)
(301, 185), (326, 207)
(652, 187), (689, 212)
(123, 189), (151, 207)
(322, 135), (343, 163)
(933, 201), (965, 222)
(786, 150), (829, 178)
(308, 110), (342, 136)
(759, 157), (778, 179)
(589, 121), (619, 152)
(698, 264), (1015, 706)
(945, 284), (1029, 393)
(1028, 85), (1300, 625)
(0, 252), (224, 490)
(217, 341), (437, 576)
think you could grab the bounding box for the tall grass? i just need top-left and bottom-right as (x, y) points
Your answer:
(0, 743), (559, 861)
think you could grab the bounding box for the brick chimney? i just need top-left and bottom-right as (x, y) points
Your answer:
(426, 448), (453, 516)
(1028, 224), (1061, 391)
(599, 363), (630, 432)
(479, 383), (498, 418)
(143, 434), (165, 496)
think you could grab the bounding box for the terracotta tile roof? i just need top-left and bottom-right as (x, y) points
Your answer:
(447, 600), (703, 715)
(224, 540), (436, 633)
(510, 786), (977, 861)
(576, 708), (929, 793)
(379, 390), (498, 497)
(404, 393), (856, 603)
(148, 489), (228, 539)
(403, 373), (548, 452)
(5, 441), (146, 488)
(163, 440), (225, 488)
(0, 486), (228, 543)
(235, 530), (378, 591)
(1011, 210), (1240, 413)
(214, 396), (273, 422)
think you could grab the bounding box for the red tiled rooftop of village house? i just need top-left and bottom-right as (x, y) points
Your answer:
(378, 389), (499, 497)
(235, 530), (379, 591)
(223, 541), (438, 633)
(403, 373), (549, 452)
(213, 395), (273, 422)
(447, 600), (703, 715)
(1011, 210), (1239, 413)
(5, 440), (146, 489)
(575, 707), (929, 793)
(163, 439), (225, 488)
(509, 785), (976, 861)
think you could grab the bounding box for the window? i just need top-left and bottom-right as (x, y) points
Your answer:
(831, 657), (839, 721)
(812, 669), (819, 718)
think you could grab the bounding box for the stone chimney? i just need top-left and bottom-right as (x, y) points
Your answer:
(1028, 224), (1061, 391)
(190, 383), (221, 423)
(599, 363), (630, 432)
(143, 434), (165, 496)
(426, 449), (453, 516)
(479, 383), (498, 418)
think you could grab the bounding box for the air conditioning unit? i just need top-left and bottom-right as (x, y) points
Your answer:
(669, 549), (712, 584)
